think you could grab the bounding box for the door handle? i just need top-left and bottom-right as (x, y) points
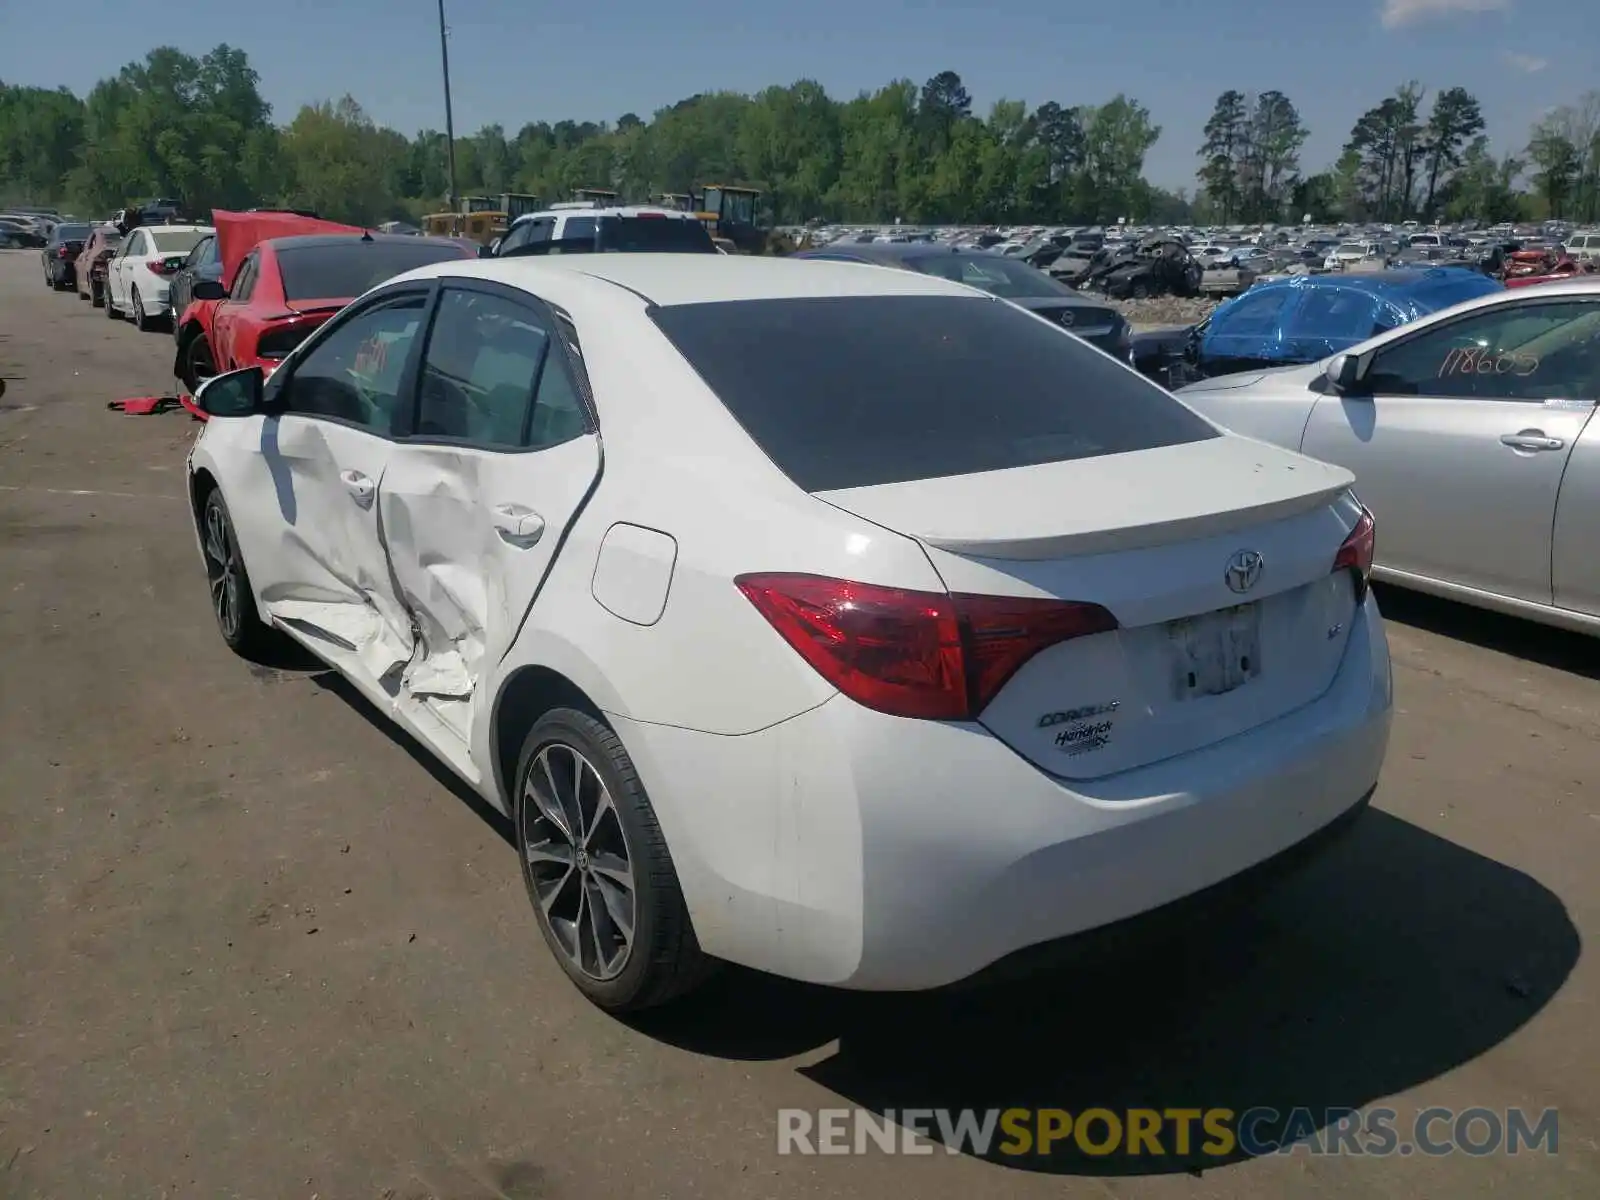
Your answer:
(339, 469), (376, 507)
(1500, 430), (1565, 452)
(491, 503), (546, 547)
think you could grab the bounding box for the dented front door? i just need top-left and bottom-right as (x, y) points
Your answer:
(376, 283), (601, 750)
(229, 290), (434, 684)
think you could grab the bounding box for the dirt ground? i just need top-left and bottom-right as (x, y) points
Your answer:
(0, 248), (1597, 1200)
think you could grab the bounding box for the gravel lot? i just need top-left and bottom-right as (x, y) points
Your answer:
(1, 247), (1597, 1199)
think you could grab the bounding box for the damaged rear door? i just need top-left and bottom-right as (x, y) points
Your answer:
(236, 288), (434, 683)
(377, 281), (601, 753)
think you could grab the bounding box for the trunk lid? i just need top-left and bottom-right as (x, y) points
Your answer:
(815, 437), (1362, 780)
(1010, 297), (1120, 339)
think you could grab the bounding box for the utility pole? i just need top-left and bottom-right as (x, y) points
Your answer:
(437, 0), (459, 214)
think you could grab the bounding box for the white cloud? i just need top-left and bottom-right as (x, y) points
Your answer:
(1380, 0), (1510, 29)
(1504, 51), (1548, 73)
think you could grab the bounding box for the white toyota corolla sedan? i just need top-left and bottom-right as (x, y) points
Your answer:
(185, 254), (1393, 1012)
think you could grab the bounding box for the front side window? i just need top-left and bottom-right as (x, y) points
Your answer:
(651, 294), (1216, 492)
(1366, 300), (1600, 402)
(417, 288), (550, 447)
(186, 236), (214, 268)
(283, 293), (429, 433)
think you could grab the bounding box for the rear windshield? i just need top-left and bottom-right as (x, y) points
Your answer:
(275, 239), (468, 300)
(1409, 276), (1504, 312)
(906, 253), (1072, 299)
(650, 294), (1218, 492)
(597, 216), (714, 253)
(55, 223), (91, 240)
(149, 230), (209, 254)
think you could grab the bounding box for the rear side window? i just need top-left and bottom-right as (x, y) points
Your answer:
(650, 295), (1217, 492)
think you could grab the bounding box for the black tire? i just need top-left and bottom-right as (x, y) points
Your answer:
(513, 708), (714, 1013)
(199, 488), (276, 659)
(1130, 280), (1152, 299)
(132, 287), (150, 331)
(104, 284), (118, 318)
(179, 331), (215, 395)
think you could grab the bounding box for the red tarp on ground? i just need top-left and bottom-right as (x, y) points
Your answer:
(212, 210), (367, 289)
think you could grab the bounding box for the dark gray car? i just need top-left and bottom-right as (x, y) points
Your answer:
(792, 242), (1133, 361)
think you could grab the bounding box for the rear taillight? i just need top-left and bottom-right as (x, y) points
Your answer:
(146, 260), (172, 275)
(256, 322), (317, 360)
(734, 573), (1118, 720)
(1332, 507), (1376, 600)
(56, 245), (69, 258)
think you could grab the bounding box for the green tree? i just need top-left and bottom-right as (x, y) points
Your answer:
(1526, 114), (1581, 219)
(0, 83), (86, 203)
(1196, 90), (1249, 223)
(1074, 95), (1161, 221)
(1419, 87), (1485, 217)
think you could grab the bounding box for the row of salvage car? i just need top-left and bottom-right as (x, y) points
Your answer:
(34, 196), (1594, 1020)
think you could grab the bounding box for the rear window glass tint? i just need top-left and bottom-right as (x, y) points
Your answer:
(650, 295), (1217, 492)
(276, 240), (468, 301)
(597, 216), (714, 252)
(149, 230), (209, 254)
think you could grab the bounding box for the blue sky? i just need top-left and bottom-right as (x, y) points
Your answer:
(0, 0), (1585, 191)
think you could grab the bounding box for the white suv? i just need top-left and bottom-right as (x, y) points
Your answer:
(1563, 231), (1600, 263)
(495, 205), (717, 257)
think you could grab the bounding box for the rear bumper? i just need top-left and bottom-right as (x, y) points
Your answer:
(140, 281), (173, 313)
(612, 593), (1393, 990)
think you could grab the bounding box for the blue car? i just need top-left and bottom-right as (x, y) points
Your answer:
(1135, 269), (1504, 385)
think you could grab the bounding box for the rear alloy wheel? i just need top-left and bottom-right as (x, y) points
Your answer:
(132, 287), (154, 331)
(200, 489), (275, 658)
(514, 709), (713, 1012)
(104, 284), (118, 318)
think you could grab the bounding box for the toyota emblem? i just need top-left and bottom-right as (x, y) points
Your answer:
(1224, 549), (1264, 594)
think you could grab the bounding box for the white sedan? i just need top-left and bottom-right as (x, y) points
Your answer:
(106, 223), (213, 330)
(184, 255), (1393, 1012)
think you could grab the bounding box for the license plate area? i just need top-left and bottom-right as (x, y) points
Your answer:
(1169, 602), (1262, 699)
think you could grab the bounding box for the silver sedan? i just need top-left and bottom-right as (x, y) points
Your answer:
(1176, 278), (1600, 635)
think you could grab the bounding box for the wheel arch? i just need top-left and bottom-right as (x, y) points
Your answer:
(174, 318), (207, 377)
(188, 466), (219, 540)
(491, 665), (608, 807)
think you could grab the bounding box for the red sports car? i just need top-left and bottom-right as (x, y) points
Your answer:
(174, 211), (476, 393)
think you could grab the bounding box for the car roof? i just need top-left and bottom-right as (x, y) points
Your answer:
(1249, 269), (1493, 298)
(137, 224), (213, 235)
(395, 252), (983, 307)
(798, 242), (964, 264)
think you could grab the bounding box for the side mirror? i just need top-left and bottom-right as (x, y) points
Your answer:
(1326, 353), (1365, 394)
(194, 366), (263, 417)
(192, 279), (227, 301)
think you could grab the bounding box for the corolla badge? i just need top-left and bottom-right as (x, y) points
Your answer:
(1224, 549), (1265, 594)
